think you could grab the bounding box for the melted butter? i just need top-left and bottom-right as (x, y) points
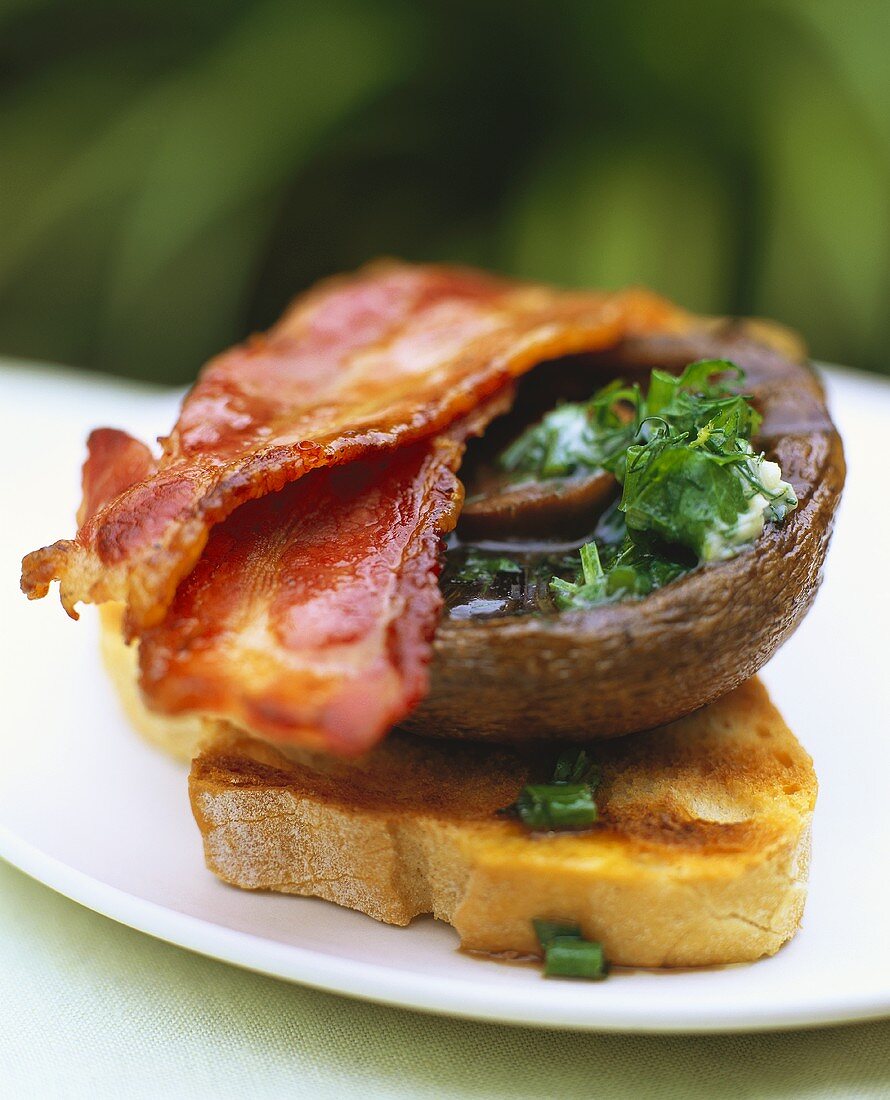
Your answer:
(449, 597), (514, 620)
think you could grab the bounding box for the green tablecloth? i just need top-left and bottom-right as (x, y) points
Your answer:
(2, 862), (888, 1099)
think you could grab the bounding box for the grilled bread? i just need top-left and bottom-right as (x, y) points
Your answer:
(100, 606), (815, 967)
(99, 603), (208, 761)
(188, 681), (814, 967)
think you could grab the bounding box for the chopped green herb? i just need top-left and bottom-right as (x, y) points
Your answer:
(550, 536), (691, 610)
(498, 379), (640, 479)
(544, 937), (608, 980)
(620, 399), (796, 562)
(533, 918), (583, 947)
(459, 359), (796, 615)
(502, 748), (601, 831)
(450, 548), (522, 596)
(513, 784), (598, 830)
(550, 541), (607, 607)
(551, 747), (597, 784)
(532, 919), (608, 980)
(492, 358), (800, 611)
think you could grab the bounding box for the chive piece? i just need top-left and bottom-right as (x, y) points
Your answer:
(532, 918), (581, 947)
(552, 747), (599, 787)
(532, 919), (609, 980)
(544, 937), (608, 980)
(500, 748), (601, 831)
(514, 783), (597, 830)
(578, 541), (603, 586)
(551, 749), (579, 784)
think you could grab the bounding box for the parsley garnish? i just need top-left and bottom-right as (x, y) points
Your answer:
(498, 379), (641, 479)
(495, 359), (798, 611)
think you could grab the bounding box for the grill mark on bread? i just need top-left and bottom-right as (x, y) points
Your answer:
(191, 679), (807, 858)
(596, 810), (758, 854)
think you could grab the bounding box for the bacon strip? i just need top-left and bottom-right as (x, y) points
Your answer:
(22, 262), (680, 632)
(138, 434), (467, 755)
(77, 429), (157, 523)
(78, 402), (507, 755)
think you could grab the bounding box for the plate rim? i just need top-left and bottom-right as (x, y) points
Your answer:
(3, 825), (889, 1034)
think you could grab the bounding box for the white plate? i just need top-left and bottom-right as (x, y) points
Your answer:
(2, 360), (889, 1033)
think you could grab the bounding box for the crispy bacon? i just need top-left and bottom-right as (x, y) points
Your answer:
(77, 429), (157, 524)
(21, 262), (681, 632)
(138, 433), (467, 755)
(74, 400), (507, 756)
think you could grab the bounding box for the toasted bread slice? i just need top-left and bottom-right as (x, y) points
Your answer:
(99, 603), (210, 761)
(100, 602), (816, 966)
(188, 679), (815, 967)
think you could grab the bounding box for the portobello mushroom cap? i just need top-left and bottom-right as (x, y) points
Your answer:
(401, 319), (845, 742)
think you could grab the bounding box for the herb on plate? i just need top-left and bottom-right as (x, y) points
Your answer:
(533, 919), (609, 980)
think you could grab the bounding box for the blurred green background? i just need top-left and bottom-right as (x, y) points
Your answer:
(1, 0), (887, 383)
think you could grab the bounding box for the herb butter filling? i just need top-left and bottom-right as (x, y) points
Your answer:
(447, 359), (797, 613)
